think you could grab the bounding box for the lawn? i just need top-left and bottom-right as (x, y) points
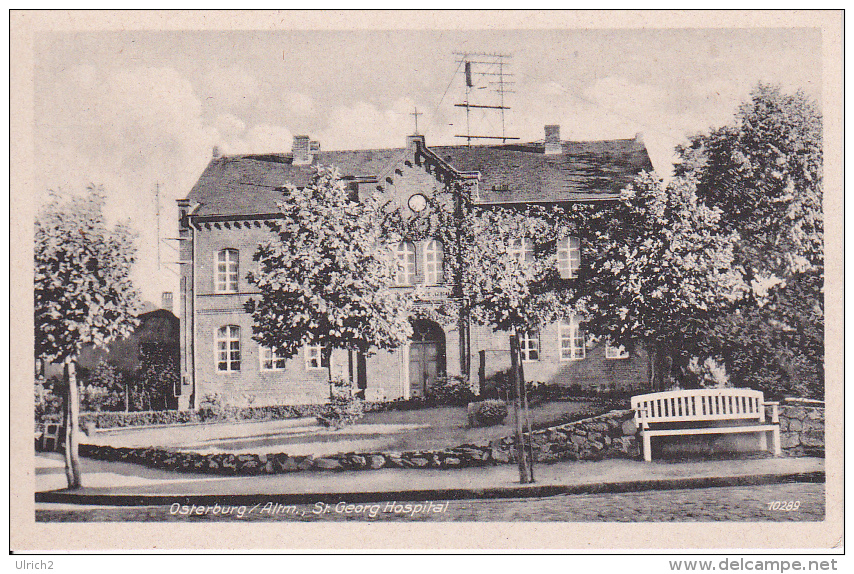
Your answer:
(90, 400), (600, 458)
(355, 400), (598, 452)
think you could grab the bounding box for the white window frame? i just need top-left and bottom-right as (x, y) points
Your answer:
(216, 325), (241, 372)
(423, 239), (443, 285)
(557, 236), (581, 279)
(559, 317), (585, 361)
(509, 237), (533, 263)
(305, 343), (329, 371)
(605, 342), (630, 360)
(215, 249), (239, 293)
(259, 345), (287, 371)
(395, 241), (416, 285)
(519, 330), (540, 362)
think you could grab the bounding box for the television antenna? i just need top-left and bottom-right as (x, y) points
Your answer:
(452, 51), (518, 146)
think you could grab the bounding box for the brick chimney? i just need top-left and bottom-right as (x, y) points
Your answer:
(544, 125), (561, 155)
(161, 291), (173, 312)
(406, 134), (425, 151)
(292, 135), (312, 165)
(212, 145), (221, 159)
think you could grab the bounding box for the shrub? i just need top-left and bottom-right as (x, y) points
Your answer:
(316, 380), (365, 430)
(427, 375), (476, 406)
(468, 399), (508, 427)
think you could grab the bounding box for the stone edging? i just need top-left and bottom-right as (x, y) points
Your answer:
(70, 403), (824, 476)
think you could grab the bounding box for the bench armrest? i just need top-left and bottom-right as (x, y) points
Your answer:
(632, 407), (650, 429)
(765, 402), (779, 423)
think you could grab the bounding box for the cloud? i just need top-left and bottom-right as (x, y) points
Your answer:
(199, 65), (261, 112)
(246, 124), (294, 153)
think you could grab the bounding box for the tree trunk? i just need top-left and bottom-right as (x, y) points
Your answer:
(518, 352), (535, 483)
(509, 333), (533, 484)
(63, 360), (82, 489)
(124, 382), (129, 413)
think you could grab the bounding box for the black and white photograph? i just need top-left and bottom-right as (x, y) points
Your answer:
(10, 10), (843, 552)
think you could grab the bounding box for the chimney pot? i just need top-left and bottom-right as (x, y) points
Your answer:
(161, 291), (173, 312)
(212, 146), (221, 159)
(293, 135), (312, 165)
(544, 125), (561, 155)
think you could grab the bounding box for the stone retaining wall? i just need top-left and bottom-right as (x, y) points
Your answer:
(493, 409), (639, 462)
(72, 401), (821, 475)
(778, 402), (825, 457)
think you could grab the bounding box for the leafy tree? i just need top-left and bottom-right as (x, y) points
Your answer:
(462, 204), (583, 331)
(675, 84), (823, 397)
(35, 187), (141, 487)
(583, 173), (746, 389)
(137, 341), (179, 411)
(82, 359), (126, 412)
(459, 203), (590, 482)
(246, 166), (415, 387)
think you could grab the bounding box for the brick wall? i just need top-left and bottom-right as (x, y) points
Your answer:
(471, 323), (650, 392)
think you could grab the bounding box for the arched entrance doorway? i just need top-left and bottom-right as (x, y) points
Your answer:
(409, 319), (446, 398)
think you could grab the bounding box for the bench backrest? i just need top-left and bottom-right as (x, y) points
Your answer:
(631, 389), (767, 425)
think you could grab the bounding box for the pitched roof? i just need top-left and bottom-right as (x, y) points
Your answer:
(185, 137), (653, 217)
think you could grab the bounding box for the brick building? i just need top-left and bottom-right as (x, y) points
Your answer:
(176, 127), (654, 409)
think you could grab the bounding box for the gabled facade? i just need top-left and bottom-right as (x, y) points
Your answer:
(177, 127), (655, 409)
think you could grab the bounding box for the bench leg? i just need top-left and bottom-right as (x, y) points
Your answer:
(643, 433), (652, 462)
(759, 430), (768, 451)
(771, 427), (781, 456)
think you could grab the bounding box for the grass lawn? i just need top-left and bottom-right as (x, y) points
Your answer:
(351, 400), (597, 452)
(91, 400), (601, 457)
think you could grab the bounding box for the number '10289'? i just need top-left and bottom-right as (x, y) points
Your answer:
(768, 501), (800, 511)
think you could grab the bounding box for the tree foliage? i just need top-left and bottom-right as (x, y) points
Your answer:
(35, 187), (142, 363)
(246, 167), (414, 364)
(583, 173), (746, 385)
(676, 84), (824, 397)
(461, 204), (588, 332)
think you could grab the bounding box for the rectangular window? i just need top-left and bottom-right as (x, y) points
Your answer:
(559, 318), (585, 361)
(260, 345), (287, 371)
(395, 242), (416, 285)
(557, 236), (581, 279)
(519, 330), (540, 362)
(605, 342), (630, 359)
(509, 237), (533, 263)
(423, 239), (443, 285)
(305, 344), (329, 370)
(216, 249), (239, 293)
(216, 325), (241, 372)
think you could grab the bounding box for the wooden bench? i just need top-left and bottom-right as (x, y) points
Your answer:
(631, 389), (781, 462)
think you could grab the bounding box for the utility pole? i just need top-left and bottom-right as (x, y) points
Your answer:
(154, 182), (161, 271)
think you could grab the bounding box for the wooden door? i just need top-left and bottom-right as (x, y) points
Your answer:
(409, 341), (440, 398)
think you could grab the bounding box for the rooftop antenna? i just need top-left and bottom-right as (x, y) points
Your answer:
(452, 51), (519, 146)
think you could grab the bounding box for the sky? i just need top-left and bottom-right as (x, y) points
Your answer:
(33, 26), (822, 304)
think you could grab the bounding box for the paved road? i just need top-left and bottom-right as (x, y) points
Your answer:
(37, 482), (823, 522)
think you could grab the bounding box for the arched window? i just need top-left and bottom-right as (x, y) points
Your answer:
(216, 249), (239, 293)
(395, 241), (416, 285)
(423, 239), (444, 285)
(216, 325), (241, 372)
(557, 236), (581, 279)
(509, 237), (534, 263)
